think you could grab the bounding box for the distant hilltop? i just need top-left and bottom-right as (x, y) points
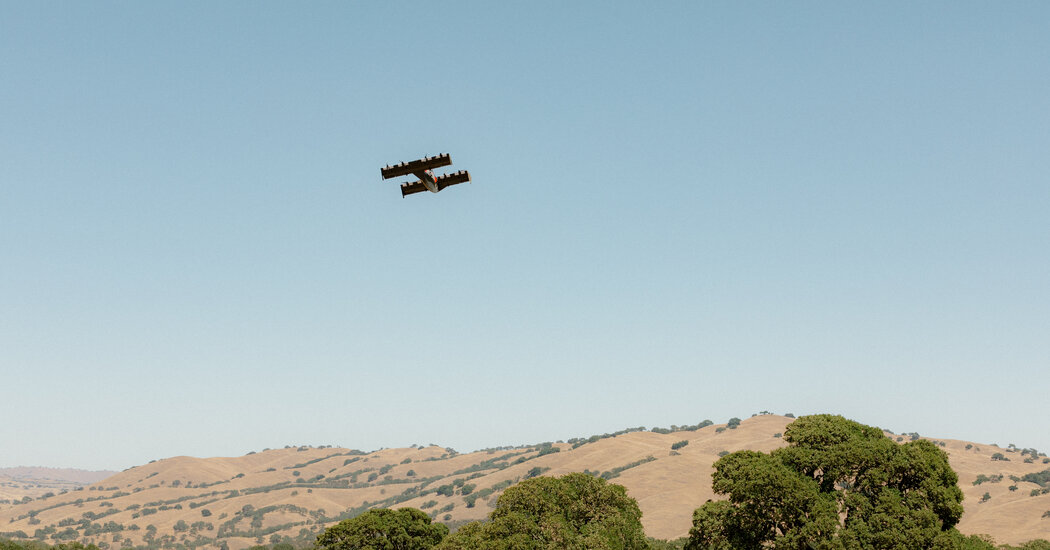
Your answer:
(0, 467), (117, 485)
(0, 467), (117, 504)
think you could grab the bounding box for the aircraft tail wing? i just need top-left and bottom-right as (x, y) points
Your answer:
(436, 170), (470, 191)
(381, 154), (452, 180)
(400, 180), (429, 197)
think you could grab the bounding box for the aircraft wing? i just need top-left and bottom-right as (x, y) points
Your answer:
(400, 180), (429, 197)
(436, 170), (470, 191)
(381, 154), (453, 180)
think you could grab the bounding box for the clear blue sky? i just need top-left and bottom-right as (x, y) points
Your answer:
(2, 2), (1048, 471)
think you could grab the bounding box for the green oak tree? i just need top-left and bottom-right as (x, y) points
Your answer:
(687, 414), (965, 549)
(316, 508), (448, 550)
(437, 472), (649, 550)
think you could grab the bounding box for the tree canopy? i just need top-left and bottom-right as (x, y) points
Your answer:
(686, 414), (965, 549)
(316, 508), (448, 550)
(437, 472), (649, 550)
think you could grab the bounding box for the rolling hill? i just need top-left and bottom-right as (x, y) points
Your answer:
(2, 415), (1048, 548)
(0, 468), (117, 504)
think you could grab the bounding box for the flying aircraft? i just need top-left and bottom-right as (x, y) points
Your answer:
(380, 153), (471, 197)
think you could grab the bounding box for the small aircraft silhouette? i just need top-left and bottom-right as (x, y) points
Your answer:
(380, 153), (471, 197)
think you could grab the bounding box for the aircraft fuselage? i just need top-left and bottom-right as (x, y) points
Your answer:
(413, 170), (439, 193)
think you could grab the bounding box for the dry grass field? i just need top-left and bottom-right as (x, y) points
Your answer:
(1, 415), (1048, 548)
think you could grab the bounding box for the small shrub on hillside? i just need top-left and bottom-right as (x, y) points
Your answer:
(727, 418), (741, 429)
(992, 453), (1009, 461)
(973, 474), (1002, 485)
(718, 451), (729, 457)
(525, 466), (549, 479)
(966, 444), (973, 450)
(715, 427), (726, 434)
(671, 440), (689, 451)
(980, 492), (991, 503)
(1010, 485), (1018, 491)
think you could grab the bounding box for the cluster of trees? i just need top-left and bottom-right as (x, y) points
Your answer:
(315, 473), (648, 550)
(306, 415), (1050, 550)
(689, 414), (967, 548)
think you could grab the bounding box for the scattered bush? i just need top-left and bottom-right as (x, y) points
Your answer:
(973, 474), (1003, 485)
(525, 466), (550, 479)
(1022, 470), (1050, 489)
(599, 456), (656, 480)
(671, 440), (689, 451)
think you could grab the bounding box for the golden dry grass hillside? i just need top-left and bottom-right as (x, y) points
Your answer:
(2, 415), (1049, 549)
